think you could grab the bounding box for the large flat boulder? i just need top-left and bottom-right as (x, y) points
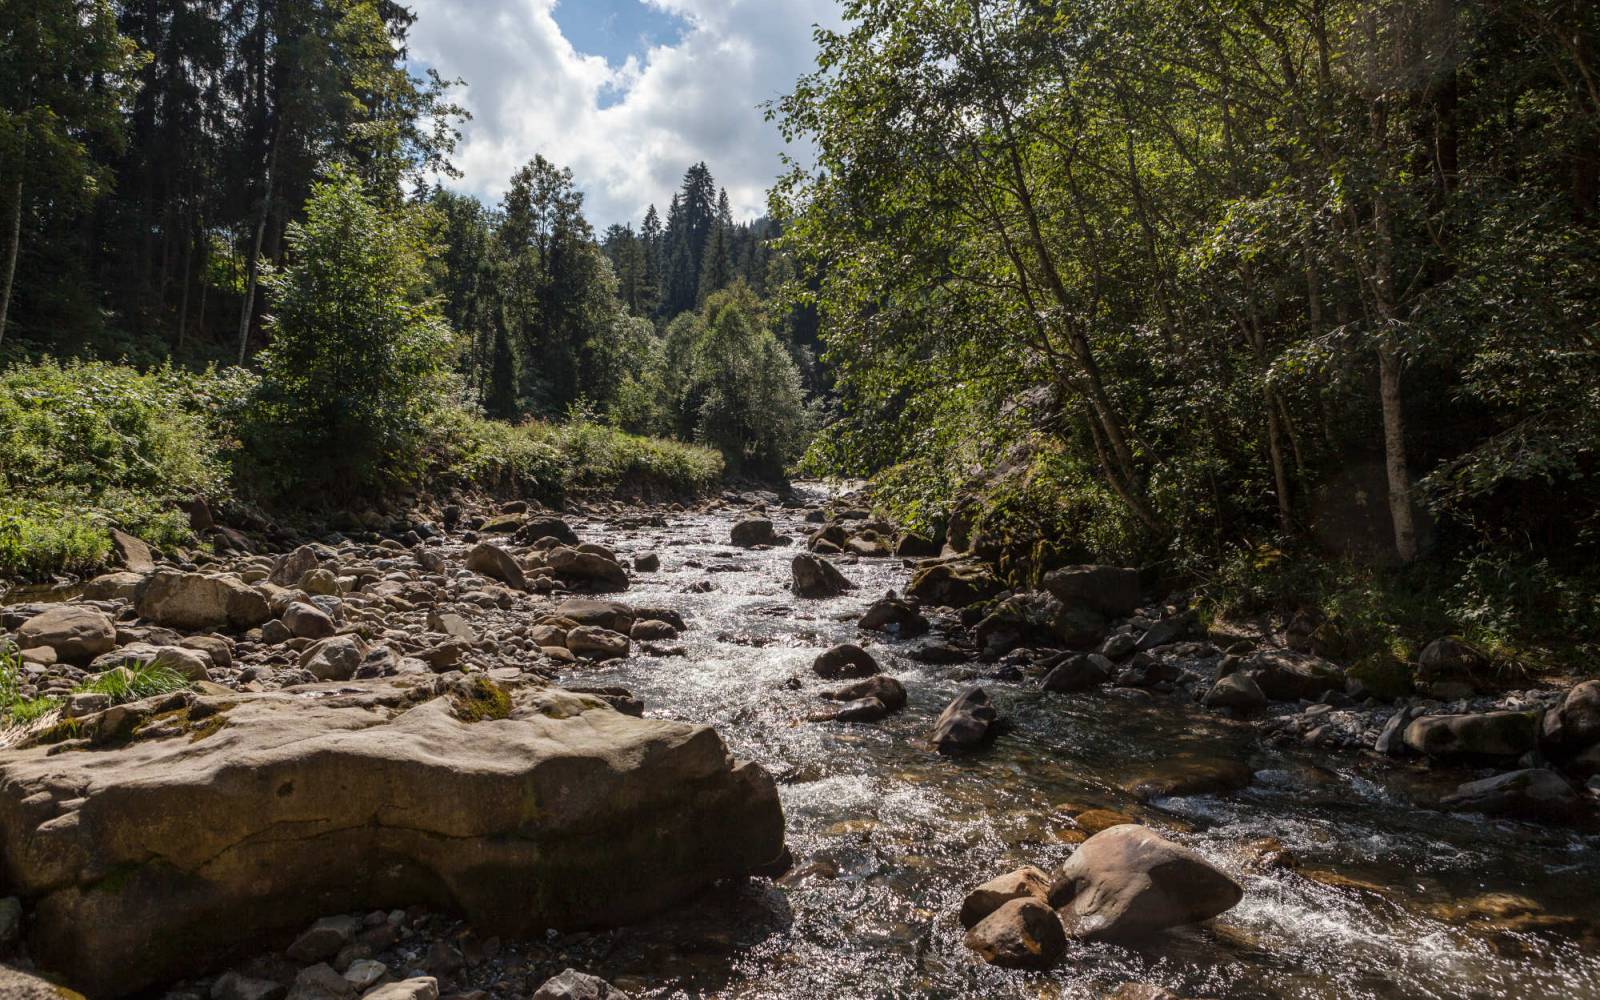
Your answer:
(1041, 565), (1140, 618)
(0, 677), (784, 998)
(135, 571), (271, 632)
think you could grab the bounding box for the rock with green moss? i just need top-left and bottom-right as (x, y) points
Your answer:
(1346, 652), (1414, 701)
(0, 677), (784, 998)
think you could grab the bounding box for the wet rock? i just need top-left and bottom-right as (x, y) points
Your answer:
(1441, 768), (1579, 821)
(530, 969), (631, 1000)
(633, 553), (660, 572)
(1375, 710), (1409, 755)
(821, 675), (907, 712)
(791, 554), (855, 598)
(137, 571), (272, 631)
(959, 865), (1052, 928)
(930, 687), (999, 754)
(1202, 672), (1266, 713)
(858, 594), (929, 637)
(1041, 565), (1140, 618)
(1048, 825), (1243, 940)
(1238, 648), (1344, 702)
(0, 681), (784, 998)
(845, 534), (892, 558)
(962, 897), (1066, 970)
(822, 697), (891, 722)
(1040, 653), (1112, 693)
(465, 543), (526, 591)
(1107, 986), (1186, 1000)
(811, 643), (880, 680)
(1403, 711), (1540, 758)
(906, 561), (1001, 608)
(1124, 757), (1253, 801)
(630, 620), (676, 641)
(555, 599), (635, 636)
(908, 641), (971, 665)
(566, 626), (631, 661)
(16, 606), (116, 664)
(730, 518), (784, 548)
(546, 547), (629, 593)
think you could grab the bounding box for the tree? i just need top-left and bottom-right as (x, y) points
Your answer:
(0, 0), (141, 350)
(247, 167), (453, 497)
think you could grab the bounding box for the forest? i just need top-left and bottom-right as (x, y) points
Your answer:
(3, 2), (1600, 999)
(0, 0), (1595, 650)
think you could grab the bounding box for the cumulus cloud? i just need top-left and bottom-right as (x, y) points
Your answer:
(407, 0), (844, 229)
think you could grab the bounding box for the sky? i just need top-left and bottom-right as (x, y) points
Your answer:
(406, 0), (846, 230)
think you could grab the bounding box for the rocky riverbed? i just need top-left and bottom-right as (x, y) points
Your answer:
(2, 484), (1599, 998)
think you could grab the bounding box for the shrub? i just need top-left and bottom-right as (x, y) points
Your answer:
(245, 168), (454, 499)
(0, 358), (236, 579)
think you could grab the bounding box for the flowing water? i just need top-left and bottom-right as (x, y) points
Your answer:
(553, 489), (1600, 999)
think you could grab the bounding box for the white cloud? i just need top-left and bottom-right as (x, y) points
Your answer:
(407, 0), (844, 229)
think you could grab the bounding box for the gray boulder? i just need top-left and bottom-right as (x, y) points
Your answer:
(136, 571), (271, 631)
(1403, 711), (1540, 758)
(17, 606), (116, 664)
(1048, 825), (1242, 940)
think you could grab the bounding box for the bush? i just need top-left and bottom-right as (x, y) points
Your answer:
(245, 168), (454, 499)
(0, 358), (236, 579)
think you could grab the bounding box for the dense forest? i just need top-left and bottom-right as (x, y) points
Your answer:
(773, 0), (1600, 655)
(2, 0), (1598, 653)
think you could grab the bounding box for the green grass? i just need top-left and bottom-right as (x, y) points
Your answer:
(1, 653), (192, 736)
(74, 660), (191, 704)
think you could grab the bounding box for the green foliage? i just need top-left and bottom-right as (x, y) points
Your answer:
(421, 405), (567, 503)
(246, 168), (455, 499)
(73, 660), (189, 705)
(627, 282), (811, 476)
(0, 358), (236, 578)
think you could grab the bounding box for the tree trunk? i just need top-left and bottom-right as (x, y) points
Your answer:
(0, 172), (23, 352)
(237, 126), (280, 365)
(1378, 338), (1419, 562)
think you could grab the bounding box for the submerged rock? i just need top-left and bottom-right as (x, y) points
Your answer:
(0, 679), (784, 997)
(821, 674), (907, 712)
(1441, 768), (1579, 821)
(1048, 825), (1243, 940)
(1124, 757), (1253, 801)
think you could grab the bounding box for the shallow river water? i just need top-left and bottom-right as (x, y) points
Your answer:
(555, 490), (1599, 1000)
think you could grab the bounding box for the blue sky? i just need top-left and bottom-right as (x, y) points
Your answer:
(406, 0), (845, 229)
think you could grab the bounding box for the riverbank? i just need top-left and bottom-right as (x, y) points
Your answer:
(0, 359), (725, 586)
(2, 486), (1597, 998)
